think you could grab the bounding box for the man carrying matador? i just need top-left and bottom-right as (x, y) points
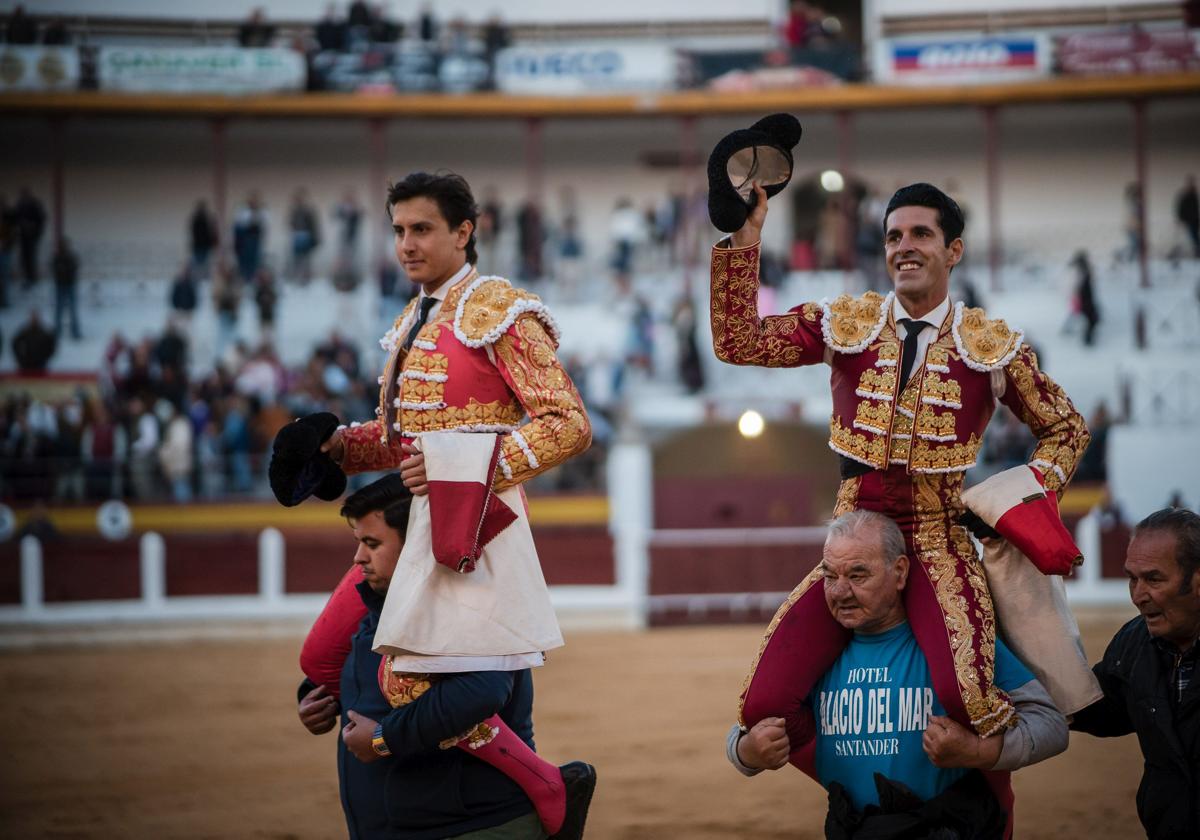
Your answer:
(707, 116), (1094, 822)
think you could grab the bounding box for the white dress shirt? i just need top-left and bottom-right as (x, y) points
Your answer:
(412, 261), (472, 322)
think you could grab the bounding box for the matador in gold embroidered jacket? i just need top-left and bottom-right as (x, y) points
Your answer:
(338, 268), (591, 487)
(711, 240), (1089, 742)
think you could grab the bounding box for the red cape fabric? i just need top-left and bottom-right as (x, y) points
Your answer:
(427, 436), (517, 573)
(299, 565), (368, 697)
(989, 467), (1081, 576)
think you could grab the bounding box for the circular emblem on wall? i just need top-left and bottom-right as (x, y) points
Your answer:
(97, 500), (133, 541)
(0, 50), (25, 86)
(38, 51), (66, 86)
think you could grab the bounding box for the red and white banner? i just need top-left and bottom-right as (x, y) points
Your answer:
(1057, 28), (1200, 75)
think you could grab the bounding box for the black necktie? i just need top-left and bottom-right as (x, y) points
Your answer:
(382, 296), (438, 444)
(897, 318), (931, 392)
(403, 296), (438, 351)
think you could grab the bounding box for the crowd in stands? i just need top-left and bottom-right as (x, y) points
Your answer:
(3, 5), (69, 46)
(2, 2), (856, 92)
(1, 319), (378, 504)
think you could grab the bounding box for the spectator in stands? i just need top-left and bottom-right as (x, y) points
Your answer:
(5, 5), (37, 45)
(126, 396), (161, 500)
(333, 190), (362, 257)
(442, 15), (471, 57)
(314, 3), (347, 52)
(14, 187), (46, 287)
(610, 198), (643, 280)
(222, 395), (254, 493)
(369, 3), (402, 43)
(1074, 401), (1111, 484)
(52, 237), (81, 340)
(515, 199), (543, 283)
(42, 17), (68, 45)
(169, 262), (199, 329)
(213, 261), (243, 362)
(981, 406), (1034, 474)
(557, 212), (584, 301)
(417, 3), (437, 45)
(196, 418), (224, 499)
(236, 344), (284, 404)
(347, 0), (371, 31)
(52, 396), (85, 502)
(315, 329), (360, 382)
(238, 7), (276, 48)
(82, 398), (125, 500)
(1121, 182), (1145, 264)
(1069, 250), (1101, 346)
(189, 199), (217, 277)
(783, 0), (815, 50)
(0, 194), (13, 308)
(673, 296), (704, 394)
(155, 320), (189, 386)
(158, 402), (194, 503)
(476, 187), (503, 275)
(254, 267), (279, 342)
(12, 310), (55, 372)
(1175, 174), (1199, 259)
(233, 192), (267, 282)
(288, 189), (321, 284)
(482, 13), (511, 88)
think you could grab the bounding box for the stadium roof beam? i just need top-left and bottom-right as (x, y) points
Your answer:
(2, 72), (1198, 120)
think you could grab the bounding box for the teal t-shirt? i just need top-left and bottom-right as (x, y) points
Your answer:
(809, 620), (1033, 810)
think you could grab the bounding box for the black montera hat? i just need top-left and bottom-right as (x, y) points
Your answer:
(268, 412), (348, 507)
(707, 113), (803, 233)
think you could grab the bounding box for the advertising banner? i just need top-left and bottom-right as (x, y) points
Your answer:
(1057, 29), (1200, 75)
(495, 43), (680, 95)
(0, 46), (80, 92)
(97, 47), (305, 94)
(874, 34), (1051, 84)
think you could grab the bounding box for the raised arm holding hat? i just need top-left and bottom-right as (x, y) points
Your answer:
(708, 123), (1090, 831)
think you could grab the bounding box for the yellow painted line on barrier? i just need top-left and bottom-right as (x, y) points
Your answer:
(26, 495), (610, 534)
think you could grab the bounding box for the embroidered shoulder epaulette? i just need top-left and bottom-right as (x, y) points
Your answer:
(453, 275), (561, 349)
(951, 303), (1024, 371)
(821, 290), (891, 354)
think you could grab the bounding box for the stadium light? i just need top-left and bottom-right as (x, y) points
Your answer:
(820, 169), (845, 192)
(737, 409), (765, 439)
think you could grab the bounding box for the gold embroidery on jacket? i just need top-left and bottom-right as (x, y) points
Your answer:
(830, 416), (889, 467)
(1002, 347), (1090, 492)
(494, 315), (590, 487)
(710, 249), (808, 367)
(921, 372), (962, 407)
(827, 291), (887, 349)
(912, 476), (1013, 735)
(957, 307), (1021, 366)
(856, 367), (898, 399)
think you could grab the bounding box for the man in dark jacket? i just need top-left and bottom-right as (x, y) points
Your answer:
(296, 476), (549, 839)
(1071, 507), (1200, 840)
(14, 187), (46, 287)
(12, 310), (55, 372)
(52, 237), (81, 340)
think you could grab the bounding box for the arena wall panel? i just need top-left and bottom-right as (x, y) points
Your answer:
(162, 533), (259, 596)
(41, 537), (141, 602)
(0, 541), (20, 605)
